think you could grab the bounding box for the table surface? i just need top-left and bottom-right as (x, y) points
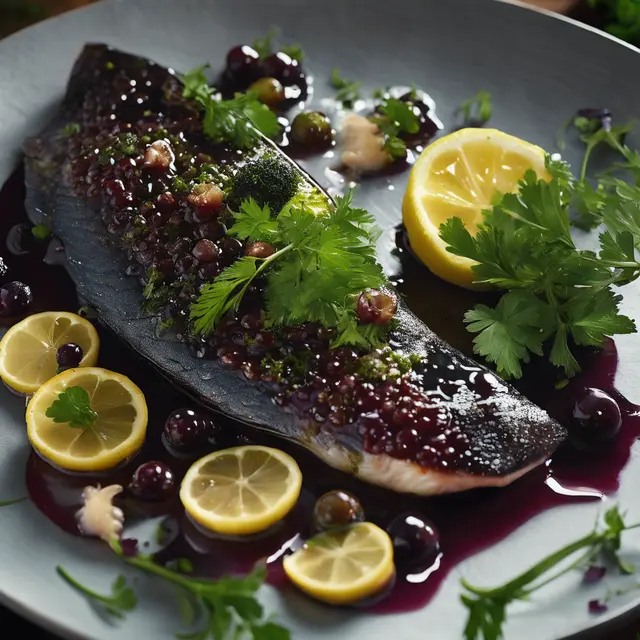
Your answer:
(0, 0), (638, 638)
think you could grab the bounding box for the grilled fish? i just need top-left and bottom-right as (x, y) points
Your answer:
(22, 44), (566, 495)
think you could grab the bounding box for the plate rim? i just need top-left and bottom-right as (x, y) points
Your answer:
(0, 0), (639, 638)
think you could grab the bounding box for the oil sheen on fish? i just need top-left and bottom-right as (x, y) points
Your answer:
(22, 45), (566, 495)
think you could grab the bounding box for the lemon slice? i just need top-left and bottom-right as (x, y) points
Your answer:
(402, 128), (549, 289)
(26, 367), (148, 472)
(0, 311), (99, 394)
(283, 522), (395, 605)
(180, 445), (302, 536)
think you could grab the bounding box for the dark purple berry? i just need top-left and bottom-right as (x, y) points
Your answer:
(192, 239), (220, 263)
(163, 408), (216, 453)
(129, 461), (175, 501)
(588, 599), (608, 615)
(56, 343), (84, 369)
(583, 565), (606, 584)
(262, 52), (303, 85)
(357, 289), (397, 325)
(226, 45), (261, 82)
(569, 388), (622, 451)
(387, 511), (440, 575)
(0, 281), (32, 317)
(313, 490), (365, 531)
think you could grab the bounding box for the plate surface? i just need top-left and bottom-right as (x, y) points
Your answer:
(1, 1), (640, 639)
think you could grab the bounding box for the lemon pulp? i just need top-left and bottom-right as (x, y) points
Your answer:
(26, 367), (147, 471)
(180, 445), (302, 536)
(402, 128), (549, 289)
(0, 311), (99, 393)
(283, 522), (395, 605)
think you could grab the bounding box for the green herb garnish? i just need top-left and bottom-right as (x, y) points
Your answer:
(45, 386), (98, 429)
(179, 65), (281, 148)
(57, 568), (137, 619)
(31, 224), (51, 241)
(372, 96), (421, 160)
(252, 27), (304, 62)
(331, 69), (361, 108)
(61, 122), (81, 137)
(588, 0), (640, 45)
(58, 542), (290, 640)
(439, 155), (638, 379)
(0, 497), (27, 507)
(457, 90), (493, 126)
(191, 190), (388, 350)
(461, 505), (640, 640)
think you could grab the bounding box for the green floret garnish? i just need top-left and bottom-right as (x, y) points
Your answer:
(230, 155), (299, 215)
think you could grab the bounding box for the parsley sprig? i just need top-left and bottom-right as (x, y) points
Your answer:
(190, 191), (388, 350)
(461, 506), (640, 640)
(179, 66), (281, 149)
(58, 542), (289, 640)
(252, 28), (304, 61)
(45, 386), (98, 429)
(440, 156), (639, 379)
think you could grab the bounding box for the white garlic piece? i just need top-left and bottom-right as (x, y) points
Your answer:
(339, 113), (390, 172)
(76, 484), (124, 543)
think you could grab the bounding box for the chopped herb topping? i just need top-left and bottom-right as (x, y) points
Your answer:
(457, 90), (493, 126)
(45, 386), (98, 429)
(371, 96), (421, 160)
(61, 122), (81, 137)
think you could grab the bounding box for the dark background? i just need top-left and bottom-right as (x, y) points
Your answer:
(0, 0), (639, 638)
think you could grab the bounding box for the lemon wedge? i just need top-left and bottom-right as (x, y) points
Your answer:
(26, 367), (148, 472)
(283, 522), (395, 605)
(0, 311), (99, 394)
(180, 445), (302, 536)
(402, 128), (549, 289)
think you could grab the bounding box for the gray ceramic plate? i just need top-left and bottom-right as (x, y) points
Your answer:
(1, 0), (640, 638)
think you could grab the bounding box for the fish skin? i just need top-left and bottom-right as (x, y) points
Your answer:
(21, 44), (566, 495)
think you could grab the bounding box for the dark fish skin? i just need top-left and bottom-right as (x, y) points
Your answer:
(21, 44), (566, 495)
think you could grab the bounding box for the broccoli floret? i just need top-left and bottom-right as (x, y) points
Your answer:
(230, 155), (299, 214)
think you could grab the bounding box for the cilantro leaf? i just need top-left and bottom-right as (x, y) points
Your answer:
(281, 44), (304, 62)
(588, 0), (640, 45)
(457, 90), (493, 126)
(228, 198), (279, 242)
(180, 64), (213, 103)
(61, 122), (81, 137)
(252, 27), (278, 59)
(45, 386), (98, 429)
(331, 69), (361, 107)
(379, 97), (420, 135)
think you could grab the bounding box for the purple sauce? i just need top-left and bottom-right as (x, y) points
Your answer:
(2, 166), (639, 615)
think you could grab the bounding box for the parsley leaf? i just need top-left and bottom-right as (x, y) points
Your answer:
(61, 122), (81, 137)
(457, 90), (493, 126)
(45, 386), (98, 429)
(439, 156), (639, 379)
(281, 44), (304, 62)
(370, 96), (421, 160)
(191, 189), (388, 350)
(57, 567), (137, 619)
(331, 69), (361, 108)
(463, 291), (551, 379)
(178, 67), (281, 148)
